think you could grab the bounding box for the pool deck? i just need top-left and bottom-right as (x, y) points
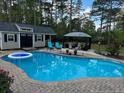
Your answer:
(0, 49), (124, 93)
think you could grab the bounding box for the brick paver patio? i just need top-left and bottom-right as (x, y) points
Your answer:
(0, 50), (124, 93)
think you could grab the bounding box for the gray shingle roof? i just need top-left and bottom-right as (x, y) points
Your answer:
(0, 22), (18, 32)
(0, 22), (56, 35)
(17, 23), (55, 34)
(33, 26), (55, 34)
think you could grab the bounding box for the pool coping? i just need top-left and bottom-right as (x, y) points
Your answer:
(37, 50), (124, 65)
(1, 50), (124, 93)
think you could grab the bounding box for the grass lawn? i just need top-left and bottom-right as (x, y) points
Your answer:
(91, 44), (124, 56)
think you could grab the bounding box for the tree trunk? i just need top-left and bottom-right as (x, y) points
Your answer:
(8, 0), (12, 22)
(33, 0), (36, 25)
(69, 0), (72, 32)
(108, 0), (113, 45)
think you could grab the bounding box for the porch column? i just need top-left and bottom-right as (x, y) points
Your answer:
(44, 35), (45, 46)
(19, 33), (20, 48)
(33, 34), (35, 47)
(49, 35), (51, 41)
(1, 33), (3, 50)
(89, 38), (91, 49)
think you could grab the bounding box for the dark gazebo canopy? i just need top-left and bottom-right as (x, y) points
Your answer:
(64, 32), (91, 42)
(63, 32), (92, 50)
(64, 32), (91, 38)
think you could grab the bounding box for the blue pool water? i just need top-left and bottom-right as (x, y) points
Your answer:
(2, 51), (124, 82)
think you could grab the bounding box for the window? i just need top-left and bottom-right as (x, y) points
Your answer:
(21, 34), (26, 36)
(20, 27), (33, 32)
(35, 35), (43, 41)
(37, 35), (42, 41)
(7, 34), (14, 41)
(27, 34), (32, 37)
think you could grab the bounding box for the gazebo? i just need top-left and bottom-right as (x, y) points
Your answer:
(63, 32), (91, 50)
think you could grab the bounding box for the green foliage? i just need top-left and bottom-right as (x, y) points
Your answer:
(90, 0), (124, 52)
(0, 68), (14, 93)
(116, 11), (124, 30)
(71, 18), (82, 31)
(106, 31), (121, 56)
(82, 19), (95, 32)
(106, 42), (120, 56)
(114, 30), (124, 44)
(54, 20), (68, 40)
(91, 0), (123, 42)
(0, 0), (123, 46)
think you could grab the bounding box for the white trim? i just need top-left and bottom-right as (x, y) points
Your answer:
(8, 52), (32, 59)
(0, 31), (56, 35)
(33, 34), (35, 47)
(15, 24), (33, 32)
(15, 24), (20, 31)
(0, 33), (3, 50)
(0, 31), (33, 34)
(0, 31), (19, 33)
(20, 27), (33, 30)
(44, 35), (45, 46)
(44, 33), (56, 35)
(19, 33), (20, 48)
(19, 27), (33, 32)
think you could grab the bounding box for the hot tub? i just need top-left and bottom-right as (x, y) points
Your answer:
(8, 52), (33, 59)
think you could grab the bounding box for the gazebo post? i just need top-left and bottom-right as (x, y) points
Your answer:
(89, 38), (92, 49)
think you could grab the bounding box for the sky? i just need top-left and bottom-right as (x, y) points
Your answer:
(83, 0), (93, 9)
(83, 0), (100, 29)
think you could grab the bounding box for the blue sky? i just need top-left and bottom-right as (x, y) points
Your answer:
(83, 0), (93, 9)
(83, 0), (100, 29)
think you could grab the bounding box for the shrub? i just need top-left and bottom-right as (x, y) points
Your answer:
(0, 68), (14, 93)
(106, 40), (120, 56)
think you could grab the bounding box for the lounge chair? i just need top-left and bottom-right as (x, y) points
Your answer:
(48, 41), (53, 49)
(55, 42), (61, 49)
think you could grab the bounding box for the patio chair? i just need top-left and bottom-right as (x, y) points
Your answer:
(48, 41), (53, 49)
(55, 42), (61, 49)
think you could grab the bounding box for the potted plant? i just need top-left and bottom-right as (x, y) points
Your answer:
(74, 50), (77, 55)
(66, 49), (69, 54)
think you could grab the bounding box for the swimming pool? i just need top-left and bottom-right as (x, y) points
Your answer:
(2, 51), (124, 82)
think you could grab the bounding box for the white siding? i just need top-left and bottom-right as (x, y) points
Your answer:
(1, 33), (20, 50)
(33, 34), (45, 47)
(0, 33), (2, 49)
